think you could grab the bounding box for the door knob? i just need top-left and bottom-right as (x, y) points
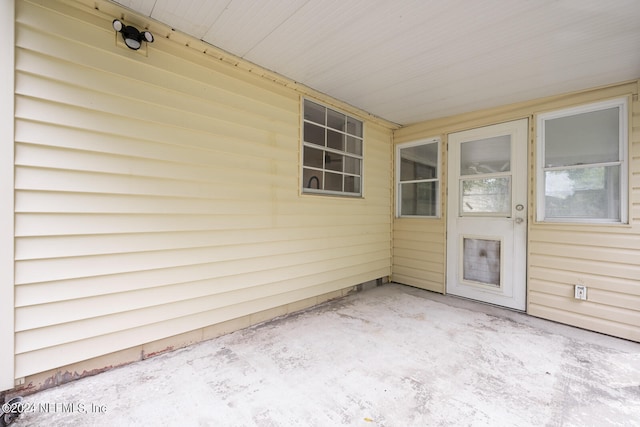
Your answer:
(515, 204), (524, 211)
(515, 217), (524, 224)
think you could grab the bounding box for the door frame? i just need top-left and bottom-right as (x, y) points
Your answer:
(445, 118), (529, 311)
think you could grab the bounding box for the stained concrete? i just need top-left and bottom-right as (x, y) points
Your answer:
(9, 284), (640, 426)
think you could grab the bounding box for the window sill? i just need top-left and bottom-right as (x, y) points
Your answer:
(301, 189), (363, 199)
(532, 220), (632, 230)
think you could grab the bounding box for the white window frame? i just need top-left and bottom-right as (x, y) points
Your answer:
(301, 98), (364, 197)
(536, 97), (628, 224)
(396, 137), (441, 218)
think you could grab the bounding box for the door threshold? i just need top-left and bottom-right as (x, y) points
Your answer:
(445, 293), (526, 314)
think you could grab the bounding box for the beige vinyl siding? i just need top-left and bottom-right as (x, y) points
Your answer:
(13, 0), (392, 379)
(0, 0), (16, 391)
(633, 93), (640, 224)
(394, 80), (639, 342)
(392, 219), (446, 292)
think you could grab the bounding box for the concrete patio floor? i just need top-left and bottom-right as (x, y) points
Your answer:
(9, 283), (640, 426)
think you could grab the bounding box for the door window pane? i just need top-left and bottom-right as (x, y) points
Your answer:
(461, 177), (511, 214)
(461, 135), (511, 176)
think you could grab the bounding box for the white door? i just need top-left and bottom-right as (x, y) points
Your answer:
(446, 119), (528, 310)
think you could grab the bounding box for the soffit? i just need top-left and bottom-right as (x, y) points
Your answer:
(114, 0), (640, 126)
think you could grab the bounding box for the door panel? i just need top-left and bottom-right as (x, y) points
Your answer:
(446, 119), (528, 310)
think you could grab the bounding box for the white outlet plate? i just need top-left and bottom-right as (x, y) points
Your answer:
(574, 285), (587, 300)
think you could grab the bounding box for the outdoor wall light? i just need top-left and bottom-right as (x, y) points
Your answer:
(112, 19), (153, 50)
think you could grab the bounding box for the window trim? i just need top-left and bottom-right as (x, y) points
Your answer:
(396, 137), (441, 218)
(536, 97), (628, 224)
(301, 98), (364, 197)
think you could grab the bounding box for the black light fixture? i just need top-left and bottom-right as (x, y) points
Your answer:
(112, 19), (154, 50)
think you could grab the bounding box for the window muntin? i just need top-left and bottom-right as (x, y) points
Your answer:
(397, 139), (440, 217)
(302, 99), (363, 196)
(537, 98), (628, 223)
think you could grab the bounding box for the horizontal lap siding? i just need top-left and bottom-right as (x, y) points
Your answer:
(392, 219), (446, 292)
(14, 0), (392, 378)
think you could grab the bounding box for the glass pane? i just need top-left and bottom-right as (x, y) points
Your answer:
(344, 156), (360, 175)
(303, 168), (323, 190)
(544, 165), (620, 220)
(327, 109), (346, 131)
(327, 130), (344, 151)
(401, 182), (438, 216)
(545, 107), (619, 167)
(347, 117), (363, 137)
(325, 172), (342, 192)
(304, 100), (325, 124)
(460, 135), (511, 175)
(303, 146), (323, 168)
(346, 136), (362, 155)
(304, 122), (325, 146)
(461, 177), (510, 214)
(463, 238), (501, 287)
(325, 153), (343, 172)
(344, 176), (360, 193)
(400, 143), (438, 181)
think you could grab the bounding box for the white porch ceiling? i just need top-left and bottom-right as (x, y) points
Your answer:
(114, 0), (640, 126)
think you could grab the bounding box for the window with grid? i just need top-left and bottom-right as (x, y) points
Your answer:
(397, 138), (440, 217)
(537, 98), (628, 223)
(302, 99), (363, 196)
